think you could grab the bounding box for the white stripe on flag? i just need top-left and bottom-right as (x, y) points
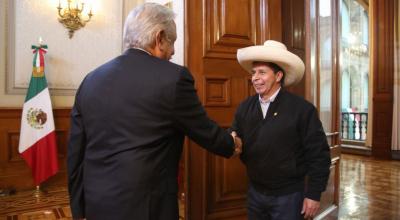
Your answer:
(36, 51), (40, 67)
(18, 88), (55, 153)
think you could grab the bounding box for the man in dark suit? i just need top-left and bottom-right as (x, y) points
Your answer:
(230, 40), (331, 219)
(67, 3), (241, 220)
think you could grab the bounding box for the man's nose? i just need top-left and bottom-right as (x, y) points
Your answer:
(252, 73), (260, 81)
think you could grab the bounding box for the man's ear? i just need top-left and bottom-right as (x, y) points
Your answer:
(276, 71), (283, 82)
(155, 30), (166, 51)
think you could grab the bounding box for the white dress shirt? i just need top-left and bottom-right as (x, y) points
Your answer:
(259, 87), (281, 118)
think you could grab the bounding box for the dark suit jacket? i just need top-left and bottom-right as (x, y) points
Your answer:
(231, 90), (331, 201)
(67, 49), (234, 220)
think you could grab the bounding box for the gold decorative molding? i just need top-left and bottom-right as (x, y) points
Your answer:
(165, 1), (173, 9)
(57, 0), (93, 39)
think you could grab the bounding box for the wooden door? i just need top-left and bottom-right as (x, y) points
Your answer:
(306, 0), (341, 218)
(185, 0), (281, 219)
(371, 0), (395, 159)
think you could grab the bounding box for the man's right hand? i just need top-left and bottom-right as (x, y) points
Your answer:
(302, 198), (320, 219)
(231, 131), (242, 156)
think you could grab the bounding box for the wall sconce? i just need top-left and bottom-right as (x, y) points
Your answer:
(57, 0), (93, 38)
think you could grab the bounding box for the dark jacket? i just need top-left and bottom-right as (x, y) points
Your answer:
(231, 90), (331, 201)
(67, 49), (234, 220)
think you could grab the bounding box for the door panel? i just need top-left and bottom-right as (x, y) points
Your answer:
(371, 0), (395, 159)
(205, 0), (257, 59)
(282, 0), (306, 96)
(186, 0), (280, 219)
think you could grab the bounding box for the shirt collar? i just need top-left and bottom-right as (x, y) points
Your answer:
(259, 87), (281, 104)
(133, 47), (152, 56)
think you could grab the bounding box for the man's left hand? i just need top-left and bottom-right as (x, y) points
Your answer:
(301, 198), (320, 219)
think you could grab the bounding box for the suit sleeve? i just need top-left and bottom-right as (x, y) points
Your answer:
(172, 68), (234, 158)
(301, 105), (331, 201)
(229, 104), (248, 163)
(67, 83), (86, 218)
(228, 102), (244, 137)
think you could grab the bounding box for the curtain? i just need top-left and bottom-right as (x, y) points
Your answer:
(392, 0), (400, 151)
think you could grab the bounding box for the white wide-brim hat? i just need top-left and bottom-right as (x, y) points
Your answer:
(237, 40), (305, 87)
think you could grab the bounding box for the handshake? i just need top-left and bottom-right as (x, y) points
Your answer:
(231, 131), (242, 156)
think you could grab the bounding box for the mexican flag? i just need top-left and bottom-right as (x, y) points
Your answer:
(18, 44), (59, 185)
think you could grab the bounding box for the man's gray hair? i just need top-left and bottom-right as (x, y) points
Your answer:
(123, 3), (176, 50)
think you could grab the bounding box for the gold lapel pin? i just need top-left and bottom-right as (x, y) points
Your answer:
(274, 112), (278, 116)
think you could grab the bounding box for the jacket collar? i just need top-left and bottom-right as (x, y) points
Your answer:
(124, 48), (153, 57)
(264, 89), (285, 120)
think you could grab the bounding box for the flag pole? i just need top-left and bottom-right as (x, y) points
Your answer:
(33, 185), (40, 198)
(32, 185), (46, 200)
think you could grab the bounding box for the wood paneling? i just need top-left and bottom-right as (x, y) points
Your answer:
(0, 108), (71, 190)
(205, 0), (257, 59)
(371, 0), (394, 159)
(317, 145), (341, 219)
(186, 0), (278, 219)
(282, 0), (306, 97)
(319, 163), (336, 212)
(282, 0), (305, 52)
(265, 0), (282, 41)
(246, 77), (257, 97)
(206, 154), (247, 219)
(7, 131), (23, 162)
(204, 76), (231, 106)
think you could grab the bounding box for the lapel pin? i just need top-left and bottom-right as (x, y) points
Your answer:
(274, 112), (278, 116)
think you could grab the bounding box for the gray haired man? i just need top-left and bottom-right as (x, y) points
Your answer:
(67, 3), (241, 220)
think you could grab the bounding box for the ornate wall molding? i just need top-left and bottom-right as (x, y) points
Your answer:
(5, 0), (126, 95)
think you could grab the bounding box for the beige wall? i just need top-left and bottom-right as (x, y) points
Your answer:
(0, 0), (143, 108)
(0, 1), (26, 107)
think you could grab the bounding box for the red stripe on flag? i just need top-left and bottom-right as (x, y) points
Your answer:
(39, 50), (45, 68)
(20, 131), (59, 185)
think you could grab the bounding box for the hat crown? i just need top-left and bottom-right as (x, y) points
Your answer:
(263, 40), (287, 50)
(237, 40), (304, 87)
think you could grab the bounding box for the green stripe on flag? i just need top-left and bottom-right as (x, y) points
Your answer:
(26, 45), (49, 102)
(25, 75), (48, 102)
(33, 52), (38, 66)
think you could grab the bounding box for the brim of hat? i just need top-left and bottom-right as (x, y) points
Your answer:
(237, 45), (305, 86)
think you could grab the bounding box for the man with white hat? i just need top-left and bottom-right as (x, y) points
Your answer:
(231, 40), (331, 219)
